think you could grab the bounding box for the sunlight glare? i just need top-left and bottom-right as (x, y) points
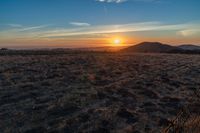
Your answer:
(114, 39), (121, 44)
(112, 38), (123, 46)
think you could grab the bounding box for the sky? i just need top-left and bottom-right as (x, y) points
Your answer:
(0, 0), (200, 48)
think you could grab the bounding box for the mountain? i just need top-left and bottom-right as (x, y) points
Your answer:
(178, 44), (200, 50)
(121, 42), (180, 53)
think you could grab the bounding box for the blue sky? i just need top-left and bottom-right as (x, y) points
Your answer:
(0, 0), (200, 48)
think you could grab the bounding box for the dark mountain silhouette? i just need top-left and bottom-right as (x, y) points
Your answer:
(121, 42), (181, 53)
(178, 44), (200, 50)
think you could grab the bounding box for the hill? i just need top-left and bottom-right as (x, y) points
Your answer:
(178, 44), (200, 50)
(121, 42), (180, 53)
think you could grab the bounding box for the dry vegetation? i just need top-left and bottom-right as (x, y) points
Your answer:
(0, 51), (200, 133)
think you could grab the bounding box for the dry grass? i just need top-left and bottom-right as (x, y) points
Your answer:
(0, 51), (200, 133)
(163, 87), (200, 133)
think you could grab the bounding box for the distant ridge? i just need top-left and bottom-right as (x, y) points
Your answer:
(121, 42), (180, 53)
(177, 44), (200, 50)
(121, 42), (200, 54)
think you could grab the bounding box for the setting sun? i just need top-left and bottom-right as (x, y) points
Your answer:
(114, 39), (121, 45)
(112, 38), (124, 46)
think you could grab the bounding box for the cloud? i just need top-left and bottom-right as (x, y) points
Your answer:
(0, 22), (199, 41)
(96, 0), (127, 3)
(177, 29), (200, 37)
(0, 24), (50, 31)
(18, 25), (50, 32)
(0, 23), (23, 28)
(70, 22), (91, 27)
(0, 24), (51, 40)
(37, 22), (199, 39)
(7, 24), (23, 28)
(96, 0), (160, 3)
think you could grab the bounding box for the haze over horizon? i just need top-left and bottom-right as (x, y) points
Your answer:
(0, 0), (200, 48)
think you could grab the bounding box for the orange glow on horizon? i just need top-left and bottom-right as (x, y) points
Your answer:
(1, 34), (200, 48)
(109, 37), (126, 46)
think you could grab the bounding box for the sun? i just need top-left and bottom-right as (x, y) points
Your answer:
(114, 39), (121, 45)
(109, 37), (125, 46)
(113, 38), (123, 46)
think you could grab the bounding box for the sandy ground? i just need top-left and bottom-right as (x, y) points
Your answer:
(0, 52), (200, 133)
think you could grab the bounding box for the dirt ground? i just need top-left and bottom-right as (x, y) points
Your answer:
(0, 52), (200, 133)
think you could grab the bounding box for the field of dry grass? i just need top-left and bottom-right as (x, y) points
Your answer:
(0, 51), (200, 133)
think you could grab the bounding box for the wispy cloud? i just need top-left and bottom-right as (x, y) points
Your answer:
(0, 22), (199, 41)
(177, 29), (200, 37)
(0, 24), (51, 40)
(0, 23), (23, 28)
(40, 22), (199, 38)
(7, 24), (23, 28)
(70, 22), (91, 27)
(18, 25), (50, 32)
(96, 0), (160, 3)
(96, 0), (127, 3)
